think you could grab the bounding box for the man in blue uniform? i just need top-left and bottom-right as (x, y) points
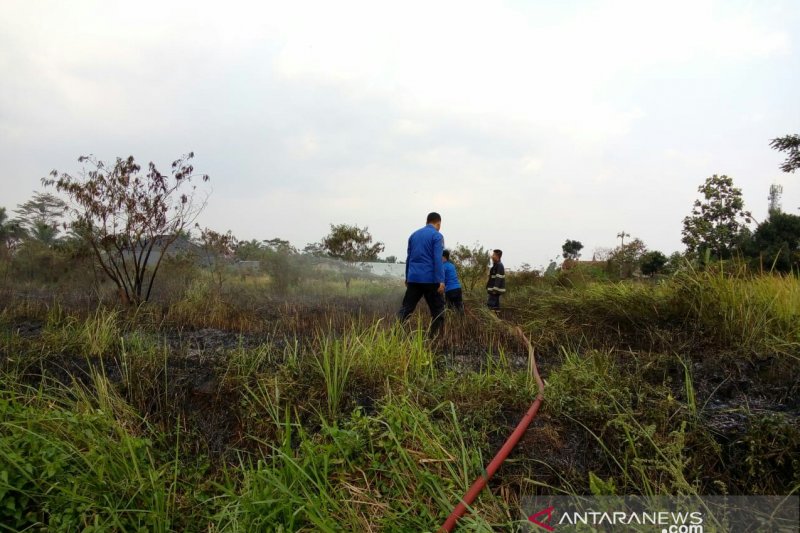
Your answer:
(442, 249), (464, 313)
(486, 249), (505, 312)
(398, 212), (446, 337)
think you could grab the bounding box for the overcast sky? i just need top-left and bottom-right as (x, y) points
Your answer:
(2, 0), (798, 268)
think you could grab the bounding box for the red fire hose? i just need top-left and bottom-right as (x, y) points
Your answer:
(440, 325), (545, 532)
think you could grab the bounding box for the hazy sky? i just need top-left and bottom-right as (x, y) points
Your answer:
(2, 0), (798, 268)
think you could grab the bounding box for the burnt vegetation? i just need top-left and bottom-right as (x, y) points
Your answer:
(0, 149), (798, 531)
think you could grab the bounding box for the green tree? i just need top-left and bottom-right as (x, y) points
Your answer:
(746, 212), (800, 273)
(770, 134), (799, 173)
(0, 207), (26, 259)
(264, 237), (298, 254)
(320, 224), (384, 293)
(561, 239), (584, 260)
(640, 250), (668, 276)
(681, 174), (753, 260)
(609, 238), (647, 278)
(302, 242), (326, 257)
(14, 192), (68, 247)
(664, 251), (686, 274)
(235, 239), (265, 261)
(262, 237), (301, 293)
(44, 153), (210, 305)
(451, 242), (490, 291)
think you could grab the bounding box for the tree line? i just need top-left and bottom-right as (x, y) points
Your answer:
(1, 133), (797, 302)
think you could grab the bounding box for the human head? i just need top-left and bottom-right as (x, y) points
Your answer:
(491, 249), (503, 263)
(426, 212), (441, 231)
(442, 249), (450, 262)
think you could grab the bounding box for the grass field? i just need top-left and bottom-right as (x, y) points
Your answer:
(0, 269), (798, 531)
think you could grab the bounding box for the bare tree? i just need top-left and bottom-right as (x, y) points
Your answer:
(44, 153), (210, 305)
(199, 228), (237, 291)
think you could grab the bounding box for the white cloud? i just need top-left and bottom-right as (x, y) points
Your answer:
(0, 0), (797, 267)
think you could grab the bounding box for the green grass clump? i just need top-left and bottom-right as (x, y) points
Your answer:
(41, 305), (121, 357)
(215, 394), (503, 531)
(0, 383), (175, 531)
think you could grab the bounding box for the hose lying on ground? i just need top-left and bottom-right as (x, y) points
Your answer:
(439, 316), (545, 532)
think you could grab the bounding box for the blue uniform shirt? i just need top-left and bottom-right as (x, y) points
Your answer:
(443, 261), (461, 291)
(405, 224), (445, 284)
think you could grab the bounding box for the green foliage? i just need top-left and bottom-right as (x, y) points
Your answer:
(0, 206), (26, 259)
(320, 224), (384, 292)
(234, 238), (265, 260)
(640, 250), (668, 276)
(451, 242), (490, 292)
(770, 133), (800, 173)
(217, 396), (494, 531)
(745, 212), (800, 273)
(0, 388), (173, 531)
(315, 337), (355, 419)
(262, 248), (303, 294)
(42, 306), (121, 357)
(664, 251), (686, 274)
(321, 223), (384, 263)
(561, 239), (583, 260)
(14, 191), (68, 247)
(736, 413), (800, 492)
(681, 174), (753, 260)
(672, 267), (800, 353)
(233, 237), (306, 293)
(1, 268), (798, 530)
(608, 238), (648, 278)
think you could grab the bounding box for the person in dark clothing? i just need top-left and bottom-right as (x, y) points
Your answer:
(486, 249), (505, 311)
(397, 212), (446, 337)
(442, 249), (464, 313)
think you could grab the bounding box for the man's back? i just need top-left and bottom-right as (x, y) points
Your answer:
(397, 213), (446, 339)
(406, 225), (445, 284)
(443, 261), (461, 291)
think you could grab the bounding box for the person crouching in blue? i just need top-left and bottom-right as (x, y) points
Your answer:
(442, 249), (464, 313)
(397, 212), (446, 338)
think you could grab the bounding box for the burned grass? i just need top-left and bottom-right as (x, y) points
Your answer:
(1, 272), (798, 530)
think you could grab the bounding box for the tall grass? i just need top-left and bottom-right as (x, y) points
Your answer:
(311, 320), (436, 419)
(315, 336), (355, 419)
(41, 304), (121, 357)
(516, 267), (800, 356)
(1, 266), (798, 530)
(215, 394), (501, 531)
(0, 379), (176, 531)
(673, 267), (800, 354)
